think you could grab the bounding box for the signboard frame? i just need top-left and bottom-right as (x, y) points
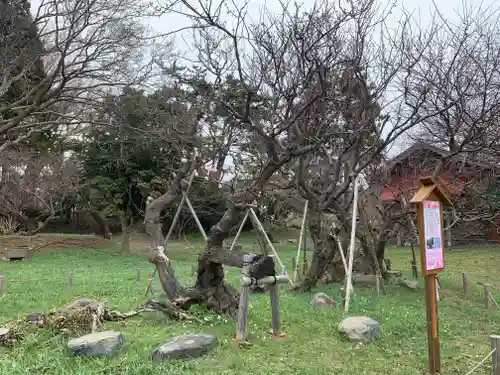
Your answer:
(410, 176), (452, 374)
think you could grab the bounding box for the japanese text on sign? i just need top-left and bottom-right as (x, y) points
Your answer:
(423, 200), (444, 271)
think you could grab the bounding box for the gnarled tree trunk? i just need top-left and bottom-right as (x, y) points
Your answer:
(188, 163), (282, 313)
(299, 207), (347, 291)
(120, 215), (133, 254)
(90, 210), (112, 240)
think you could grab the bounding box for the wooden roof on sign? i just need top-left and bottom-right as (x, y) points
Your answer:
(409, 176), (453, 207)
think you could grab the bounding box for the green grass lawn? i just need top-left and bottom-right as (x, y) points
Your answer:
(0, 233), (499, 375)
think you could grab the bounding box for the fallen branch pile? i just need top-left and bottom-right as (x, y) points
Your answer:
(0, 298), (195, 347)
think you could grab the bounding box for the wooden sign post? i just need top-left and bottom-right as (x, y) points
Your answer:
(410, 177), (452, 374)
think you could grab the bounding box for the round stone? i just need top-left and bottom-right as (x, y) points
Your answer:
(0, 327), (10, 336)
(67, 331), (124, 356)
(151, 333), (218, 361)
(338, 316), (381, 342)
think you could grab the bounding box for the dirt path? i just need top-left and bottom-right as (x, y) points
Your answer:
(0, 234), (112, 255)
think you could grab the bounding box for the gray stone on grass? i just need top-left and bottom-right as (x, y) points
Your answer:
(287, 239), (298, 244)
(152, 333), (217, 362)
(338, 316), (380, 342)
(311, 292), (337, 308)
(0, 327), (9, 337)
(398, 277), (419, 290)
(67, 331), (124, 356)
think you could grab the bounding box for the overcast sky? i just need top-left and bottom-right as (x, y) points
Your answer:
(144, 0), (497, 42)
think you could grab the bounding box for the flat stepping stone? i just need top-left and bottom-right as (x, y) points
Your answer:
(338, 316), (380, 342)
(0, 327), (10, 337)
(67, 331), (124, 356)
(152, 333), (217, 362)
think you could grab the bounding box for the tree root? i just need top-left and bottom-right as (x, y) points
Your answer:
(172, 283), (239, 315)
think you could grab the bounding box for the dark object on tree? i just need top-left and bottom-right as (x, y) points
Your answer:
(248, 255), (275, 279)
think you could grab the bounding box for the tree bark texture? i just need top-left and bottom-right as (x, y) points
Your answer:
(144, 151), (283, 314)
(299, 209), (342, 291)
(90, 210), (112, 240)
(120, 215), (132, 254)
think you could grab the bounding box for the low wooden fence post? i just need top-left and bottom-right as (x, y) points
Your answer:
(0, 275), (4, 297)
(491, 335), (500, 375)
(462, 272), (469, 295)
(485, 284), (492, 310)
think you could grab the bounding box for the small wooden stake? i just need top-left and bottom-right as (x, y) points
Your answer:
(0, 275), (4, 297)
(68, 272), (73, 289)
(485, 284), (492, 310)
(136, 268), (140, 281)
(491, 335), (500, 375)
(269, 283), (281, 336)
(425, 273), (440, 373)
(375, 275), (381, 295)
(462, 272), (469, 295)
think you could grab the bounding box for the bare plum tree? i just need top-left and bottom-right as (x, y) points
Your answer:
(405, 2), (500, 243)
(143, 0), (385, 313)
(0, 149), (80, 235)
(0, 0), (154, 150)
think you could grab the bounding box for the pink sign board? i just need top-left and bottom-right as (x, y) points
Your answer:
(423, 200), (444, 271)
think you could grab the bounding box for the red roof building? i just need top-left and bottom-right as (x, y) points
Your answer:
(380, 142), (498, 244)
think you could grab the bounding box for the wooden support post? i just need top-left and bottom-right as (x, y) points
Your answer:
(68, 272), (73, 289)
(491, 335), (500, 375)
(0, 275), (4, 297)
(410, 177), (452, 374)
(184, 195), (208, 241)
(229, 211), (248, 251)
(147, 272), (153, 297)
(344, 174), (360, 313)
(236, 254), (252, 343)
(241, 275), (289, 287)
(410, 239), (419, 280)
(292, 258), (298, 281)
(136, 268), (140, 281)
(425, 273), (441, 373)
(302, 232), (308, 276)
(376, 275), (381, 295)
(485, 284), (492, 310)
(164, 171), (196, 246)
(462, 272), (468, 295)
(293, 200), (308, 283)
(445, 212), (452, 247)
(269, 283), (281, 336)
